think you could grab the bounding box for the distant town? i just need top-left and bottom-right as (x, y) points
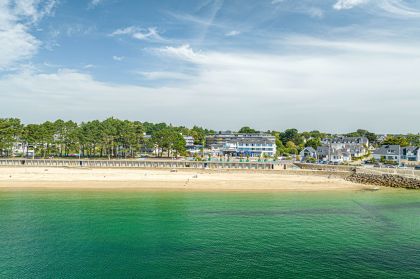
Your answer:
(0, 118), (419, 168)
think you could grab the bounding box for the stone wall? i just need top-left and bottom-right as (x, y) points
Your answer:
(294, 162), (356, 172)
(345, 173), (420, 189)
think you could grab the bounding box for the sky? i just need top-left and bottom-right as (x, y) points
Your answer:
(0, 0), (419, 133)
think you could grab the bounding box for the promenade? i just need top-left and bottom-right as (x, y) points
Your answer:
(0, 159), (277, 170)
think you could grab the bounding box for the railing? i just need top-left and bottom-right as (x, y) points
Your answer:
(0, 159), (275, 170)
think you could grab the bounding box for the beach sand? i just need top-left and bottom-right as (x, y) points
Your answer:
(0, 167), (369, 191)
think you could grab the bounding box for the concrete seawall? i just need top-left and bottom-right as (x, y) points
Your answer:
(345, 173), (420, 189)
(294, 162), (356, 172)
(0, 159), (277, 170)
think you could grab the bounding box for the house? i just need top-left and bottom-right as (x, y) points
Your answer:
(316, 144), (352, 164)
(321, 136), (369, 158)
(322, 136), (369, 147)
(373, 145), (401, 164)
(329, 150), (351, 164)
(316, 145), (351, 163)
(299, 147), (317, 161)
(401, 146), (420, 162)
(12, 142), (35, 158)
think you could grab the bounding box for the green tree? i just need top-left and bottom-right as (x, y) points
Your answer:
(285, 141), (298, 155)
(382, 135), (409, 147)
(172, 133), (186, 158)
(305, 138), (321, 150)
(238, 126), (258, 134)
(280, 129), (303, 146)
(406, 134), (420, 146)
(346, 129), (377, 144)
(0, 118), (22, 156)
(22, 124), (44, 157)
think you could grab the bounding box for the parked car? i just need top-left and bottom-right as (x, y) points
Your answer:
(415, 165), (420, 170)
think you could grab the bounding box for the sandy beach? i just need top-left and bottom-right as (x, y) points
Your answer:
(0, 167), (369, 191)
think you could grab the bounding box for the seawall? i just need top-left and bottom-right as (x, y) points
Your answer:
(345, 173), (420, 189)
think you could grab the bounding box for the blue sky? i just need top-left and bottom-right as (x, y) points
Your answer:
(0, 0), (420, 133)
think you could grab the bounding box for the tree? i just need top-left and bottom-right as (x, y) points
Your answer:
(190, 126), (207, 145)
(39, 121), (56, 157)
(346, 129), (377, 144)
(406, 134), (420, 146)
(305, 138), (321, 150)
(285, 141), (298, 155)
(172, 133), (186, 158)
(0, 118), (22, 156)
(280, 129), (303, 146)
(22, 124), (44, 157)
(238, 126), (258, 134)
(382, 135), (409, 147)
(151, 128), (171, 157)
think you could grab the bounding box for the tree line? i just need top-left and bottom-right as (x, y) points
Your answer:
(0, 118), (418, 158)
(0, 118), (212, 158)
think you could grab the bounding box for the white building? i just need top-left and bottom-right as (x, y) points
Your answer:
(235, 138), (276, 157)
(183, 136), (195, 147)
(208, 134), (276, 157)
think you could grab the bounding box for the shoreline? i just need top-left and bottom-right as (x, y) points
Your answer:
(0, 167), (373, 192)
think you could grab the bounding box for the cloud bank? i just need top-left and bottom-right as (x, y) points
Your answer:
(0, 0), (57, 69)
(1, 40), (419, 133)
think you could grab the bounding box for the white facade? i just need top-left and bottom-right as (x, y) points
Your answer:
(236, 141), (276, 157)
(327, 153), (351, 163)
(207, 133), (277, 157)
(183, 136), (195, 147)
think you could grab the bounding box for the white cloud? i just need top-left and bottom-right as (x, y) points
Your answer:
(305, 7), (324, 18)
(110, 26), (136, 36)
(112, 56), (124, 61)
(137, 71), (191, 80)
(378, 0), (420, 18)
(89, 0), (102, 8)
(157, 44), (205, 62)
(284, 36), (420, 56)
(333, 0), (368, 10)
(1, 40), (419, 132)
(0, 0), (57, 69)
(225, 30), (240, 37)
(334, 0), (420, 18)
(110, 26), (165, 42)
(13, 0), (58, 22)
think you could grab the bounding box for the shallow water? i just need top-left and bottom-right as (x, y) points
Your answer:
(0, 188), (419, 278)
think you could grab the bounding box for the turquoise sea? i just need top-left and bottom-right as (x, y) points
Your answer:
(0, 189), (419, 278)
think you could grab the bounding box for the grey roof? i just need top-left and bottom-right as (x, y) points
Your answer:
(231, 137), (275, 145)
(207, 133), (274, 139)
(373, 145), (401, 155)
(402, 146), (419, 152)
(323, 136), (369, 145)
(316, 145), (352, 157)
(317, 146), (330, 156)
(302, 147), (316, 153)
